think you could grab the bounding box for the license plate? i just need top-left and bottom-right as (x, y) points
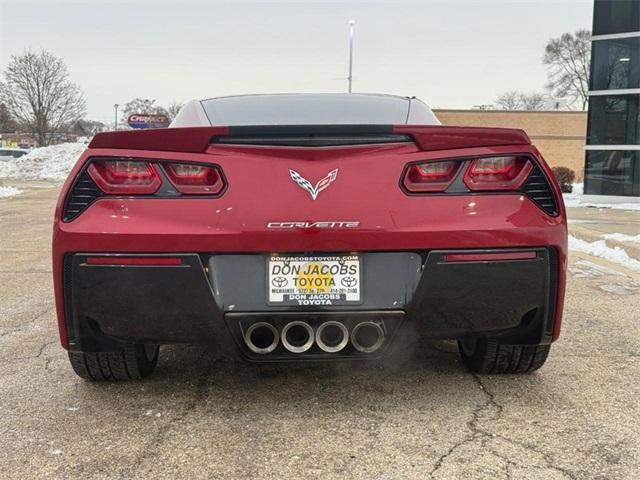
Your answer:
(267, 254), (361, 306)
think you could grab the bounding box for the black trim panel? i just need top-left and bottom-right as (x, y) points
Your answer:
(224, 124), (395, 136)
(65, 249), (556, 353)
(62, 170), (103, 222)
(409, 248), (554, 344)
(213, 133), (412, 147)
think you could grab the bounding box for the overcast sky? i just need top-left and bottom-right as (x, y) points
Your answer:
(0, 0), (592, 122)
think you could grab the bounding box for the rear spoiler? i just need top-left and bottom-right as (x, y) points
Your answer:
(89, 124), (531, 153)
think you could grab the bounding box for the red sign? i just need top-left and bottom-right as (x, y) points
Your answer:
(127, 114), (170, 129)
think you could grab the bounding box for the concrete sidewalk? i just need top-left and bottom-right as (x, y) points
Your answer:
(567, 206), (640, 261)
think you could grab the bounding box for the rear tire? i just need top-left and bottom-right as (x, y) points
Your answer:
(458, 338), (550, 374)
(68, 344), (159, 381)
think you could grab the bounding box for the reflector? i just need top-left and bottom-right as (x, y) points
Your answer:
(86, 256), (183, 266)
(443, 251), (537, 262)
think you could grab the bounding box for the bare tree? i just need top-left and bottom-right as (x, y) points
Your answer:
(494, 91), (523, 110)
(494, 91), (548, 110)
(70, 119), (106, 137)
(0, 50), (86, 146)
(0, 103), (18, 132)
(120, 98), (168, 125)
(520, 92), (547, 110)
(543, 29), (590, 110)
(166, 100), (184, 121)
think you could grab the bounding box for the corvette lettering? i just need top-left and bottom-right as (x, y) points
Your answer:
(266, 221), (360, 229)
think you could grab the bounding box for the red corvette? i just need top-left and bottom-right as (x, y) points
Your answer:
(52, 94), (567, 380)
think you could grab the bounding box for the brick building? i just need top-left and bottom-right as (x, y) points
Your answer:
(433, 109), (587, 179)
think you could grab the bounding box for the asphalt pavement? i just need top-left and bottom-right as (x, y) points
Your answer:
(1, 182), (638, 479)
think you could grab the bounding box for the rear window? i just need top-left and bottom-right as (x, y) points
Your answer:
(201, 94), (411, 126)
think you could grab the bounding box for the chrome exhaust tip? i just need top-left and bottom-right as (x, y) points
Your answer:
(316, 321), (349, 353)
(281, 321), (314, 353)
(244, 322), (279, 354)
(351, 321), (385, 353)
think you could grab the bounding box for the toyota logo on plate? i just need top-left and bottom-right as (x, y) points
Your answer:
(272, 277), (288, 287)
(341, 276), (357, 287)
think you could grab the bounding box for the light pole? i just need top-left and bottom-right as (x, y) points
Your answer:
(347, 20), (355, 93)
(114, 104), (119, 131)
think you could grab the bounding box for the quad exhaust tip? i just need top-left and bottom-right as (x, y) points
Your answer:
(245, 319), (386, 355)
(244, 322), (279, 354)
(351, 321), (385, 353)
(281, 321), (315, 353)
(316, 321), (349, 353)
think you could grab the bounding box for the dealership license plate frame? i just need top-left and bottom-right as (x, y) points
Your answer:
(267, 254), (362, 306)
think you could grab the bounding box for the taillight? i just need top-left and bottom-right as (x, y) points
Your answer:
(163, 163), (224, 195)
(403, 160), (460, 192)
(87, 159), (161, 194)
(463, 156), (532, 191)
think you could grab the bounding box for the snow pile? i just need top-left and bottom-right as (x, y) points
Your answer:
(563, 182), (640, 211)
(0, 186), (22, 198)
(562, 183), (583, 208)
(569, 234), (640, 272)
(0, 143), (85, 182)
(602, 233), (640, 244)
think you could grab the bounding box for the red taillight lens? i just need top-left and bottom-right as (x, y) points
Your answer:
(164, 163), (224, 195)
(87, 159), (161, 194)
(463, 156), (532, 191)
(403, 160), (460, 192)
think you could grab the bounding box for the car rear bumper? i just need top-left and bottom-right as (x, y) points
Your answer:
(60, 249), (559, 359)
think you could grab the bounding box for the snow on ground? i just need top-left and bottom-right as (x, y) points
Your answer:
(602, 233), (640, 244)
(0, 186), (23, 198)
(563, 182), (640, 211)
(569, 234), (640, 272)
(0, 143), (85, 182)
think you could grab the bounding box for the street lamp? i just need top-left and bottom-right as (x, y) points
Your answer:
(347, 20), (356, 93)
(114, 104), (119, 131)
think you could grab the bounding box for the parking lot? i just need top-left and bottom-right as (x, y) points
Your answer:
(1, 183), (639, 479)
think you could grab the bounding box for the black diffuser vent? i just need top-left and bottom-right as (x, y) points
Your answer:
(521, 165), (558, 216)
(63, 170), (103, 221)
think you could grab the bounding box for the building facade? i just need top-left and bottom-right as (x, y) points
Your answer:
(435, 110), (587, 178)
(584, 0), (640, 202)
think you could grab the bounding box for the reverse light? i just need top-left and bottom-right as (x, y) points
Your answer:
(403, 160), (460, 192)
(164, 163), (224, 195)
(463, 156), (532, 191)
(87, 159), (161, 194)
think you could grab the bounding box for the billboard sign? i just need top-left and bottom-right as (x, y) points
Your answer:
(127, 113), (170, 129)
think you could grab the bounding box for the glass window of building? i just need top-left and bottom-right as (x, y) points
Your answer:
(590, 37), (640, 90)
(593, 0), (640, 35)
(585, 150), (640, 196)
(587, 95), (640, 145)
